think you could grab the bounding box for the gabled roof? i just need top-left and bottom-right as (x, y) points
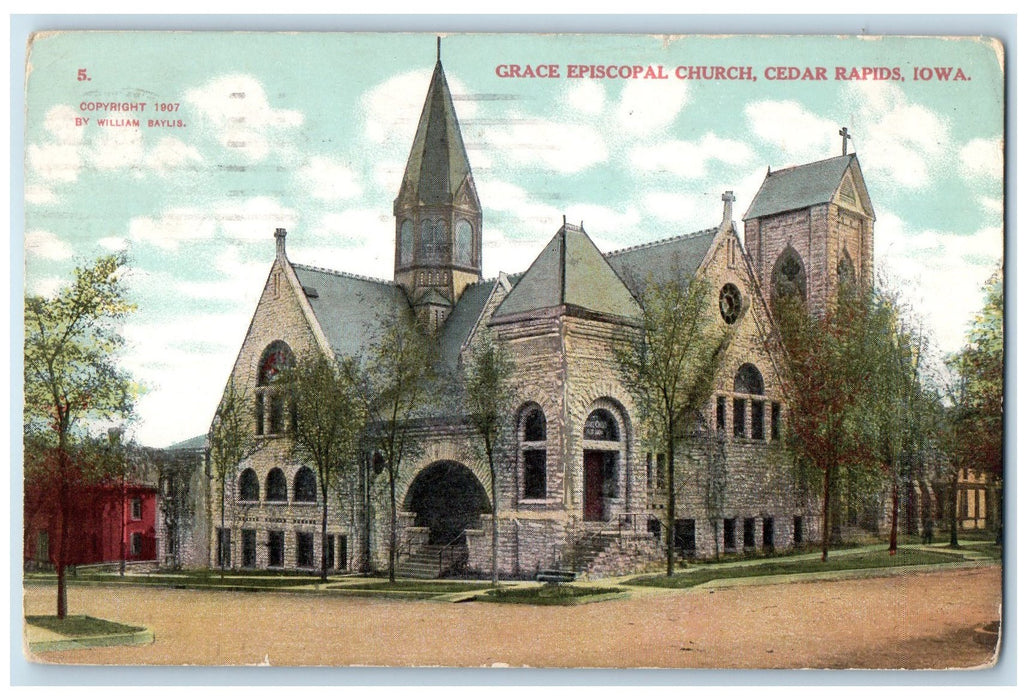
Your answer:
(166, 434), (207, 451)
(606, 228), (718, 297)
(436, 277), (497, 370)
(397, 60), (476, 207)
(292, 263), (410, 359)
(743, 154), (861, 220)
(492, 223), (641, 322)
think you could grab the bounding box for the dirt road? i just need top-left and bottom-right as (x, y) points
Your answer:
(23, 564), (1002, 669)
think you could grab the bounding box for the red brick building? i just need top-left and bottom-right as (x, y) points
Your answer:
(24, 482), (158, 569)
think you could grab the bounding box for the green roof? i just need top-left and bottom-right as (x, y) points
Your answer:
(397, 60), (476, 207)
(436, 277), (497, 370)
(606, 228), (718, 296)
(492, 223), (641, 322)
(166, 434), (207, 451)
(743, 154), (856, 220)
(292, 263), (411, 360)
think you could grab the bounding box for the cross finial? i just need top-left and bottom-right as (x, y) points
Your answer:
(437, 36), (441, 63)
(839, 126), (852, 155)
(721, 190), (736, 226)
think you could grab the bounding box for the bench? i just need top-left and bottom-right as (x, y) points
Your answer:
(536, 569), (577, 584)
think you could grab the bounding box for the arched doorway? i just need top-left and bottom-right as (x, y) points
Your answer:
(582, 407), (624, 522)
(404, 462), (490, 544)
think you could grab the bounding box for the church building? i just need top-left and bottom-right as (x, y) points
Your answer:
(209, 50), (876, 578)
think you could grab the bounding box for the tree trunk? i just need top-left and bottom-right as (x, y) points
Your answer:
(388, 470), (396, 583)
(888, 477), (899, 555)
(489, 450), (498, 587)
(666, 430), (676, 577)
(219, 476), (227, 581)
(321, 478), (329, 583)
(948, 471), (960, 548)
(821, 462), (832, 561)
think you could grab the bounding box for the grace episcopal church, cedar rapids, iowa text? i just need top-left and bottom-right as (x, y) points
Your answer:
(210, 50), (876, 578)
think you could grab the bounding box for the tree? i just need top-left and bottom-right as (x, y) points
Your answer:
(941, 268), (1003, 545)
(346, 311), (434, 582)
(463, 331), (516, 586)
(615, 276), (732, 576)
(280, 351), (367, 582)
(775, 283), (884, 561)
(860, 287), (933, 555)
(207, 378), (257, 579)
(24, 254), (136, 618)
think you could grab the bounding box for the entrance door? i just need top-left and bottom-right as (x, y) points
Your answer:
(584, 451), (604, 521)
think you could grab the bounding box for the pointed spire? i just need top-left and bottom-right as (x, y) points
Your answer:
(396, 50), (476, 208)
(437, 35), (441, 63)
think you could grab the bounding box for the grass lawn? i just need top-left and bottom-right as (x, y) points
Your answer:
(25, 615), (144, 637)
(626, 547), (966, 589)
(336, 581), (496, 593)
(477, 585), (624, 605)
(25, 570), (324, 589)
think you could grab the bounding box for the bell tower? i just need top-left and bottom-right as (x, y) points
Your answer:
(742, 129), (875, 318)
(394, 39), (483, 330)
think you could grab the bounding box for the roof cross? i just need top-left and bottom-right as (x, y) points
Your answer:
(839, 126), (852, 155)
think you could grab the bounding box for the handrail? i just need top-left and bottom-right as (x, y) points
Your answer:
(438, 530), (467, 575)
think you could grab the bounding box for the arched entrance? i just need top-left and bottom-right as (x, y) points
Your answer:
(404, 462), (490, 544)
(583, 407), (624, 522)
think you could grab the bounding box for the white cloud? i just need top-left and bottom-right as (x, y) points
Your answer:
(27, 276), (64, 297)
(98, 236), (129, 252)
(744, 100), (837, 164)
(567, 80), (606, 115)
(616, 79), (689, 136)
(184, 74), (304, 162)
(25, 184), (57, 205)
(479, 180), (563, 230)
(25, 229), (74, 260)
(485, 115), (608, 174)
(129, 207), (217, 251)
(362, 69), (478, 146)
(27, 105), (85, 182)
(629, 133), (753, 179)
(147, 137), (203, 175)
(980, 196), (1003, 215)
(297, 156), (363, 201)
(843, 82), (951, 189)
(217, 197), (298, 244)
(875, 210), (1002, 354)
(959, 137), (1003, 181)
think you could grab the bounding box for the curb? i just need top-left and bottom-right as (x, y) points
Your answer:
(27, 627), (154, 653)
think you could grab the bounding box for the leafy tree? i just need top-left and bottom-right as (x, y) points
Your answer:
(463, 331), (516, 586)
(860, 287), (934, 554)
(940, 268), (1003, 545)
(24, 254), (136, 617)
(207, 378), (257, 578)
(775, 283), (884, 561)
(280, 351), (367, 582)
(346, 311), (434, 581)
(615, 276), (732, 576)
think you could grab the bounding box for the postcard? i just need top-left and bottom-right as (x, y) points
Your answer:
(20, 29), (1004, 670)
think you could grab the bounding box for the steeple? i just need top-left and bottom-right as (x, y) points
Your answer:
(393, 40), (482, 322)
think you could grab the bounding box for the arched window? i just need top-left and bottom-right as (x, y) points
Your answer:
(519, 404), (547, 500)
(265, 468), (287, 502)
(293, 467), (317, 503)
(772, 247), (807, 301)
(255, 342), (295, 436)
(239, 468), (259, 502)
(584, 409), (619, 441)
(399, 219), (414, 265)
(455, 219), (473, 266)
(838, 248), (855, 286)
(734, 363), (765, 395)
(733, 364), (766, 441)
(257, 341), (294, 386)
(421, 219), (447, 263)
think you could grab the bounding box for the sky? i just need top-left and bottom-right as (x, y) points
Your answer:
(21, 31), (1005, 448)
